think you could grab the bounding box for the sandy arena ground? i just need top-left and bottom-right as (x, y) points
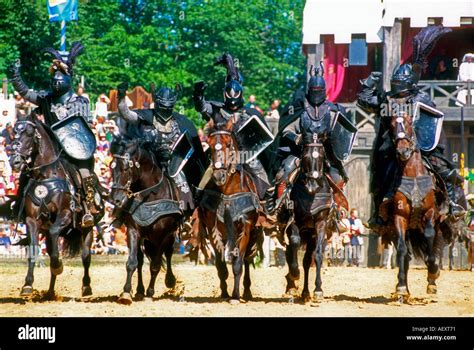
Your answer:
(0, 257), (472, 317)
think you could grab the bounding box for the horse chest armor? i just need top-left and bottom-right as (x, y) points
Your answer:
(301, 106), (332, 140)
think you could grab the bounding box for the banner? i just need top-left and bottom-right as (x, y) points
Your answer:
(47, 0), (78, 22)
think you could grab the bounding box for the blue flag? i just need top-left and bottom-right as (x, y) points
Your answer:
(47, 0), (78, 22)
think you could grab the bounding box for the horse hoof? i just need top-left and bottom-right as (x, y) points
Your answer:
(44, 291), (56, 301)
(396, 286), (410, 296)
(51, 264), (63, 276)
(428, 270), (440, 281)
(228, 298), (240, 305)
(165, 275), (177, 289)
(243, 291), (253, 301)
(135, 293), (145, 301)
(427, 285), (437, 294)
(118, 293), (133, 305)
(82, 286), (93, 297)
(20, 286), (33, 297)
(220, 292), (230, 299)
(301, 291), (311, 303)
(313, 291), (324, 301)
(285, 287), (299, 297)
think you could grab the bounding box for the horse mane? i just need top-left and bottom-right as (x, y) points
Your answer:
(39, 122), (62, 155)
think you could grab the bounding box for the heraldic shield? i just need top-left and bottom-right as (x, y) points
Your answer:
(51, 116), (96, 160)
(330, 111), (358, 161)
(235, 115), (274, 164)
(413, 102), (444, 152)
(168, 130), (195, 178)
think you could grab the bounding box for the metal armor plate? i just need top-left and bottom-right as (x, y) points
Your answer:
(51, 116), (96, 160)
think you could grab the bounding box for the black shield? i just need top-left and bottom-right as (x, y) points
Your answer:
(235, 115), (274, 163)
(330, 112), (358, 161)
(413, 102), (444, 152)
(169, 130), (194, 178)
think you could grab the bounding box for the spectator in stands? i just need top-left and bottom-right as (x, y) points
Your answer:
(1, 122), (14, 145)
(348, 208), (365, 267)
(94, 93), (110, 120)
(456, 53), (474, 106)
(245, 95), (257, 109)
(77, 86), (90, 103)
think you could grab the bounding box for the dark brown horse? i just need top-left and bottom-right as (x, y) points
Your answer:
(197, 119), (261, 303)
(383, 112), (444, 300)
(279, 134), (348, 302)
(110, 139), (182, 304)
(10, 112), (101, 299)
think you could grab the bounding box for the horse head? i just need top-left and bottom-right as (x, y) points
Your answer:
(301, 133), (326, 195)
(110, 138), (153, 209)
(207, 119), (238, 187)
(391, 111), (417, 162)
(10, 112), (44, 173)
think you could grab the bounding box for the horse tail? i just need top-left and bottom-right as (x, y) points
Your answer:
(408, 228), (444, 260)
(408, 231), (427, 260)
(142, 239), (167, 270)
(61, 228), (82, 258)
(224, 204), (235, 253)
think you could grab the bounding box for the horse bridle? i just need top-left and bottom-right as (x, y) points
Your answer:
(302, 134), (325, 182)
(209, 130), (237, 176)
(111, 150), (141, 199)
(111, 147), (163, 200)
(393, 116), (417, 155)
(11, 120), (62, 172)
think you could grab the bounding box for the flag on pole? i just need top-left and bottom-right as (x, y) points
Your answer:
(47, 0), (78, 22)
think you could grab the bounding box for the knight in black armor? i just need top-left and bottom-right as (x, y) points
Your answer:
(116, 82), (206, 216)
(357, 25), (466, 229)
(192, 53), (274, 211)
(271, 62), (356, 209)
(7, 42), (105, 227)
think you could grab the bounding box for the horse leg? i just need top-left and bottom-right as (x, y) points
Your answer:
(45, 209), (72, 299)
(242, 259), (252, 301)
(394, 215), (410, 299)
(164, 234), (177, 289)
(424, 210), (440, 294)
(302, 234), (316, 302)
(81, 228), (93, 297)
(135, 240), (145, 300)
(146, 248), (162, 299)
(214, 251), (229, 299)
(448, 241), (454, 271)
(313, 220), (326, 301)
(285, 223), (300, 295)
(118, 225), (139, 305)
(20, 217), (39, 297)
(230, 252), (244, 303)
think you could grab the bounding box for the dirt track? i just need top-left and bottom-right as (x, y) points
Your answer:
(0, 257), (472, 317)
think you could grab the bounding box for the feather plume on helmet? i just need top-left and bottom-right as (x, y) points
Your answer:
(411, 25), (451, 79)
(43, 41), (85, 77)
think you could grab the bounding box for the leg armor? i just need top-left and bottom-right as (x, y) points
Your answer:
(429, 153), (466, 220)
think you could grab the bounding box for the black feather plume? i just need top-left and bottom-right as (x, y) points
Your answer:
(67, 41), (85, 73)
(215, 53), (241, 83)
(412, 25), (451, 76)
(42, 47), (64, 62)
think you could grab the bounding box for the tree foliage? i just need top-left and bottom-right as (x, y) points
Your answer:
(0, 0), (305, 124)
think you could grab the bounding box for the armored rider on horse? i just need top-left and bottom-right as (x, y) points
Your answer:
(357, 25), (467, 232)
(116, 82), (206, 217)
(7, 42), (106, 227)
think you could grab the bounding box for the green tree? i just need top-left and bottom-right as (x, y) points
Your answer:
(0, 0), (306, 125)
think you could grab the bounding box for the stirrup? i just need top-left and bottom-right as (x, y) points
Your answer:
(449, 202), (466, 220)
(82, 213), (94, 228)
